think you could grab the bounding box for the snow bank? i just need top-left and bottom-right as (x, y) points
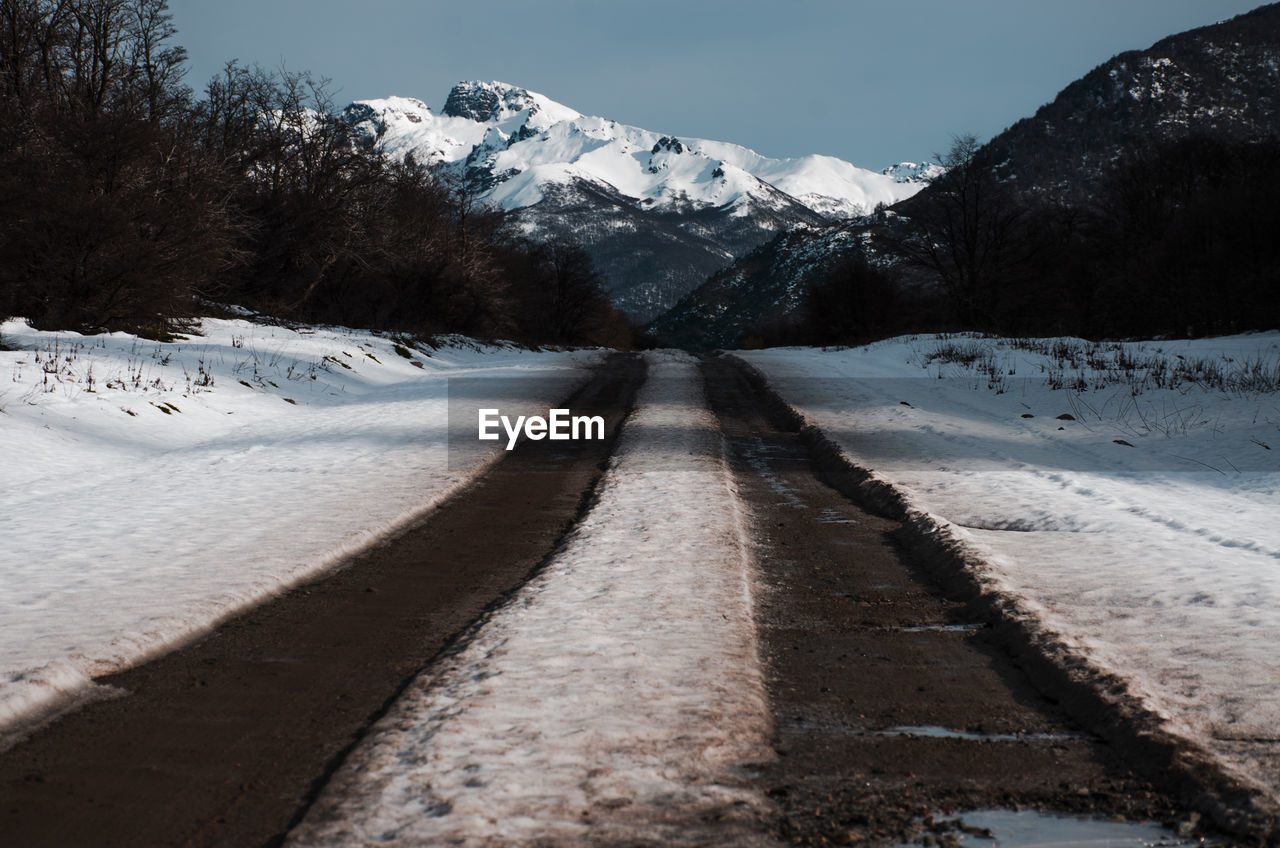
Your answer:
(739, 334), (1280, 803)
(0, 317), (598, 741)
(288, 351), (773, 847)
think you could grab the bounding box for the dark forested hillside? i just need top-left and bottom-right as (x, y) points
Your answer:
(648, 217), (904, 349)
(651, 3), (1280, 348)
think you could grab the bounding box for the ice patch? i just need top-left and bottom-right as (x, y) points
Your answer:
(905, 808), (1219, 847)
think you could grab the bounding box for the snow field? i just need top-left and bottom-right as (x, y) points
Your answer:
(0, 317), (598, 742)
(739, 334), (1280, 804)
(287, 351), (774, 848)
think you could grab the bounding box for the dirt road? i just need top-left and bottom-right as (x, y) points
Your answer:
(2, 351), (1219, 846)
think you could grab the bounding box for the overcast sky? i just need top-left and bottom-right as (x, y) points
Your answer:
(168, 0), (1266, 168)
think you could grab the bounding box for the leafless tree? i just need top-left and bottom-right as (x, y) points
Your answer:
(892, 134), (1026, 327)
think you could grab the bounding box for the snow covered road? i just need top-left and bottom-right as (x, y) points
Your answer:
(288, 351), (774, 847)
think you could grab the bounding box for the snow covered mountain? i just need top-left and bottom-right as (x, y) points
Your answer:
(342, 82), (932, 320)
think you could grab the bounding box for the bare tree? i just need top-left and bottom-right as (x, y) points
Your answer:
(0, 0), (237, 335)
(893, 134), (1026, 327)
(543, 238), (608, 342)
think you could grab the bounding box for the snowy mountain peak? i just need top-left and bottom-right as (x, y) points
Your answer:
(441, 80), (580, 127)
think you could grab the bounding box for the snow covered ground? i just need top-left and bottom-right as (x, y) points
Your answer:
(288, 351), (773, 848)
(0, 317), (599, 742)
(739, 334), (1280, 805)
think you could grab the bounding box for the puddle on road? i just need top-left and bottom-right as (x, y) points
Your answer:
(780, 716), (1081, 744)
(818, 507), (861, 525)
(901, 808), (1221, 847)
(738, 436), (807, 509)
(246, 655), (304, 663)
(902, 622), (987, 633)
(874, 725), (1081, 743)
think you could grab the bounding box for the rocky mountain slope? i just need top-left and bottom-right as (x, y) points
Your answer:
(342, 82), (931, 320)
(983, 1), (1280, 203)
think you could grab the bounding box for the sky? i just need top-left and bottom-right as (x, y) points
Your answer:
(167, 0), (1268, 169)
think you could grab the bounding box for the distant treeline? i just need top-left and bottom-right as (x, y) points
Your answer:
(0, 0), (629, 346)
(751, 132), (1280, 347)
